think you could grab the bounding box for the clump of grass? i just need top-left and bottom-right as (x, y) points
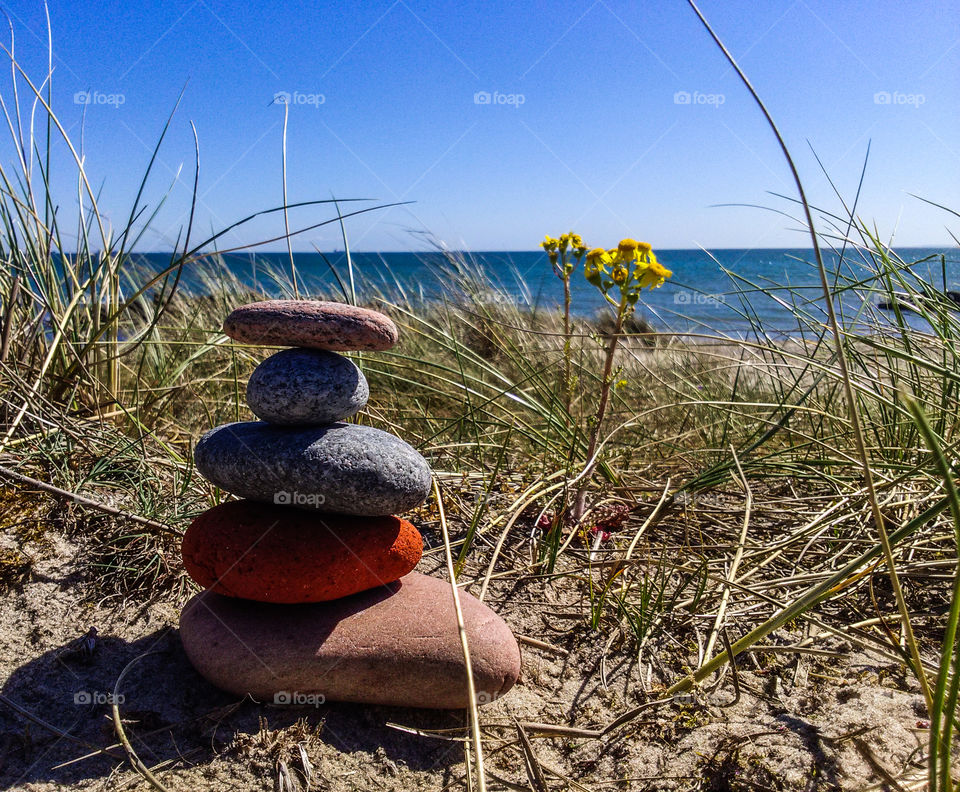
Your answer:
(228, 716), (323, 789)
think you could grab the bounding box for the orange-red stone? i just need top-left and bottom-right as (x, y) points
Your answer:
(182, 500), (422, 603)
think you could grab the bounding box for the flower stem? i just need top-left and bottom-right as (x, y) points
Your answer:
(572, 299), (625, 523)
(562, 273), (572, 416)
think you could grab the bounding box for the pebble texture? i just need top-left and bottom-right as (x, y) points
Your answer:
(247, 348), (368, 425)
(182, 501), (423, 602)
(193, 422), (432, 516)
(179, 572), (521, 709)
(223, 300), (399, 351)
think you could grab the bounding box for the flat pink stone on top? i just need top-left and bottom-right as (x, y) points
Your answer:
(223, 300), (399, 351)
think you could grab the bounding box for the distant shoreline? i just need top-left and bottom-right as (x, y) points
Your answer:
(120, 245), (958, 256)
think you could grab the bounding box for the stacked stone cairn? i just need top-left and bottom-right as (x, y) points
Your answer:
(179, 300), (521, 709)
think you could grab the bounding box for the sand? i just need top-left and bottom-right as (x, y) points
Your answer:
(0, 525), (931, 791)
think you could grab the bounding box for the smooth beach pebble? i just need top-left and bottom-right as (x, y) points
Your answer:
(247, 348), (369, 425)
(179, 571), (521, 709)
(223, 300), (399, 351)
(193, 421), (432, 516)
(182, 500), (423, 603)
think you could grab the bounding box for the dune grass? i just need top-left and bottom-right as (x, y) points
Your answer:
(0, 7), (958, 790)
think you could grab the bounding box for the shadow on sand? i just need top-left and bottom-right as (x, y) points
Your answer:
(0, 625), (464, 789)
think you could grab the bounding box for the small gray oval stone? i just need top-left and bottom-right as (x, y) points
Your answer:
(247, 349), (368, 425)
(179, 571), (521, 709)
(194, 422), (432, 516)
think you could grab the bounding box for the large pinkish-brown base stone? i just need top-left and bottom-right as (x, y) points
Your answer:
(179, 572), (521, 709)
(223, 300), (399, 351)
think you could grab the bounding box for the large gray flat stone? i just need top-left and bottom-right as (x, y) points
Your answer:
(194, 422), (431, 516)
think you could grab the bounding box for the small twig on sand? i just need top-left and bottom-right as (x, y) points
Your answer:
(515, 634), (568, 656)
(53, 701), (249, 771)
(514, 720), (549, 792)
(0, 463), (178, 534)
(517, 722), (602, 739)
(111, 651), (172, 792)
(0, 693), (126, 761)
(600, 697), (675, 736)
(719, 628), (741, 708)
(852, 738), (910, 792)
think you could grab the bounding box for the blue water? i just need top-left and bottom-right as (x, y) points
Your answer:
(141, 247), (960, 339)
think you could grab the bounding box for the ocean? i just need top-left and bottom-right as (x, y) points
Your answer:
(152, 247), (960, 340)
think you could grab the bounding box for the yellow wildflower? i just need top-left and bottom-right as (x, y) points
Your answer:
(616, 239), (639, 263)
(541, 235), (559, 263)
(612, 265), (628, 284)
(584, 247), (611, 287)
(586, 248), (611, 268)
(638, 245), (657, 268)
(637, 259), (672, 289)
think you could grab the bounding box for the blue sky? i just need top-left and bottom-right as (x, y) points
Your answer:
(2, 0), (958, 251)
